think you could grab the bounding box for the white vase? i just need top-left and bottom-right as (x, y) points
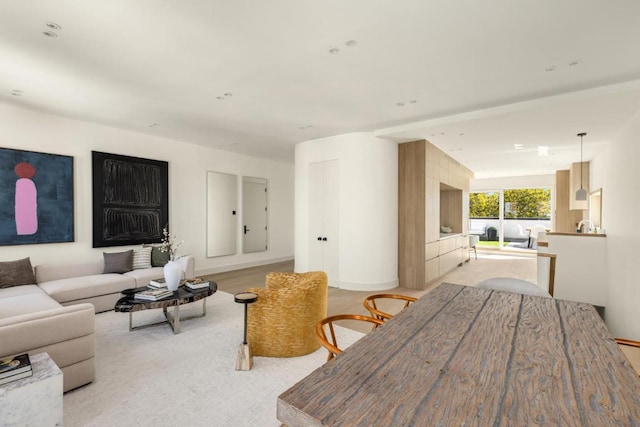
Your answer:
(163, 260), (182, 291)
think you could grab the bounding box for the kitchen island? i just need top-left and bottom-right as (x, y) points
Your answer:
(540, 232), (607, 306)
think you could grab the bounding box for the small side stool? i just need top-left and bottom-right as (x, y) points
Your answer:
(234, 292), (258, 371)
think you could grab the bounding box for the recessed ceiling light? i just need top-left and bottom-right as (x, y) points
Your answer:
(216, 96), (225, 100)
(568, 60), (580, 66)
(458, 133), (465, 136)
(11, 90), (23, 96)
(514, 143), (524, 150)
(538, 145), (549, 156)
(409, 100), (417, 104)
(544, 65), (556, 72)
(46, 22), (62, 30)
(344, 40), (357, 47)
(224, 93), (232, 97)
(328, 47), (340, 54)
(43, 31), (58, 38)
(396, 102), (405, 107)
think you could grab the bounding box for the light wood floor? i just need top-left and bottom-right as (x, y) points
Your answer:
(202, 250), (536, 333)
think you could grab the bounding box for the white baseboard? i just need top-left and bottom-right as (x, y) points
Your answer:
(335, 278), (399, 291)
(196, 256), (294, 276)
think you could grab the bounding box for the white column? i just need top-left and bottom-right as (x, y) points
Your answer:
(295, 132), (398, 291)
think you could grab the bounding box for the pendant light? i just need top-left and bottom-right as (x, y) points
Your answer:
(575, 132), (587, 201)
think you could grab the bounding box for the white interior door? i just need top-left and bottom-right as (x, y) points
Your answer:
(206, 172), (237, 257)
(308, 162), (324, 272)
(242, 178), (267, 253)
(322, 160), (339, 286)
(307, 160), (339, 287)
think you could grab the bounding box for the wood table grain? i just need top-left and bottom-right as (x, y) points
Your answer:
(277, 283), (640, 426)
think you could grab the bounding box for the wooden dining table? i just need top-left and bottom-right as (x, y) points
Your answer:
(277, 283), (640, 426)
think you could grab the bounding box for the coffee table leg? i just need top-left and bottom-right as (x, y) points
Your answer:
(202, 297), (206, 316)
(173, 304), (180, 334)
(129, 312), (133, 331)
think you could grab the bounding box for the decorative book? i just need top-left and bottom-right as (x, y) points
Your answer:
(0, 353), (32, 381)
(148, 278), (167, 288)
(0, 369), (33, 385)
(134, 288), (173, 301)
(185, 278), (210, 290)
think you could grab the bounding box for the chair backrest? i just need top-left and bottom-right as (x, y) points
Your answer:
(537, 252), (557, 296)
(475, 252), (556, 298)
(530, 224), (547, 239)
(615, 338), (640, 376)
(315, 314), (383, 361)
(362, 294), (417, 322)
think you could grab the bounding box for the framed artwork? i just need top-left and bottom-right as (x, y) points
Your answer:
(92, 151), (168, 248)
(0, 147), (74, 245)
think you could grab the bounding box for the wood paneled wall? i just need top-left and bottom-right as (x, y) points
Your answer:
(398, 141), (426, 288)
(399, 140), (472, 289)
(555, 170), (585, 232)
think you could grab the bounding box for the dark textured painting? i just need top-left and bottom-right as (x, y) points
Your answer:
(0, 147), (74, 245)
(92, 151), (168, 247)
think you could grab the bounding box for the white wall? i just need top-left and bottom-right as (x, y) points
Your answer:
(295, 132), (398, 290)
(592, 111), (640, 339)
(470, 174), (554, 191)
(0, 102), (294, 274)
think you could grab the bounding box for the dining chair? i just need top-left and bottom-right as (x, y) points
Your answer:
(529, 224), (548, 248)
(475, 252), (557, 297)
(315, 314), (384, 361)
(468, 235), (479, 260)
(615, 338), (640, 376)
(362, 294), (417, 323)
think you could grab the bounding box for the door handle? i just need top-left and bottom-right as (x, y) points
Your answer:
(244, 225), (250, 234)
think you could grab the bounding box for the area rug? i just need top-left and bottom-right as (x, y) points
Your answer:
(63, 291), (364, 427)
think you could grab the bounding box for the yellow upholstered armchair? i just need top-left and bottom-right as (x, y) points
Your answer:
(246, 271), (328, 357)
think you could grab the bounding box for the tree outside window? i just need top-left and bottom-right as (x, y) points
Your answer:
(470, 188), (550, 219)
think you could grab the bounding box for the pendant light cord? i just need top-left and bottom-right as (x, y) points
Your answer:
(577, 132), (586, 190)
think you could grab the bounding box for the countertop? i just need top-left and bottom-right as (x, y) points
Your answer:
(439, 232), (462, 240)
(546, 232), (606, 237)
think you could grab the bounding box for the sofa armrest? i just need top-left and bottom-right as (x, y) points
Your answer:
(176, 256), (195, 279)
(0, 303), (95, 358)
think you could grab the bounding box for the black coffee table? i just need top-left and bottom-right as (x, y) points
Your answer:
(114, 282), (217, 334)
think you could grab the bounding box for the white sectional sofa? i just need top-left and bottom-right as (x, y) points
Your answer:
(0, 255), (195, 392)
(35, 256), (195, 313)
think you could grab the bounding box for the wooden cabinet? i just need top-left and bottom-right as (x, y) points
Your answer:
(555, 170), (584, 232)
(399, 140), (472, 289)
(569, 161), (589, 210)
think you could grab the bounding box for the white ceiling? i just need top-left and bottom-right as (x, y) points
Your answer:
(1, 1), (640, 178)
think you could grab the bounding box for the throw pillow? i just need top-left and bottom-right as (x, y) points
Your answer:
(132, 247), (152, 270)
(0, 257), (36, 288)
(103, 250), (133, 274)
(144, 244), (170, 267)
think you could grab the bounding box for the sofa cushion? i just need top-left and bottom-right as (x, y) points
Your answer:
(35, 260), (104, 283)
(103, 250), (133, 274)
(132, 247), (152, 270)
(0, 292), (62, 319)
(0, 284), (44, 299)
(0, 257), (36, 289)
(38, 274), (136, 304)
(123, 267), (165, 287)
(144, 244), (169, 267)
